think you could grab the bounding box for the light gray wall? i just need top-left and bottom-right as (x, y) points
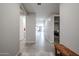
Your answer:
(26, 13), (36, 43)
(0, 4), (20, 56)
(60, 3), (79, 54)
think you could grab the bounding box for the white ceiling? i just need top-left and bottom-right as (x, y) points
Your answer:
(23, 3), (59, 24)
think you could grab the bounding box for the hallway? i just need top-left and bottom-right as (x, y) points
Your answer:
(0, 3), (79, 56)
(19, 3), (57, 56)
(20, 27), (55, 56)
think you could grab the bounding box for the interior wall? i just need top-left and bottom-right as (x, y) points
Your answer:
(60, 3), (79, 54)
(0, 4), (20, 56)
(26, 13), (36, 43)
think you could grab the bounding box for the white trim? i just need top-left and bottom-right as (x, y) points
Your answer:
(0, 53), (9, 56)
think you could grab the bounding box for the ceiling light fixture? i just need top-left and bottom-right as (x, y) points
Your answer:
(37, 3), (41, 6)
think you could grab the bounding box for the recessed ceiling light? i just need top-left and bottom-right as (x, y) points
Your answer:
(37, 3), (41, 6)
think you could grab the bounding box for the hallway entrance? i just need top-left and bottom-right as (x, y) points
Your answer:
(19, 3), (59, 56)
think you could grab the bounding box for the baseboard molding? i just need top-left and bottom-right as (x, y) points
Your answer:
(0, 53), (9, 56)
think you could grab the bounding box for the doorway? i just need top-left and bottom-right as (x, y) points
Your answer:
(20, 15), (26, 40)
(54, 15), (60, 44)
(19, 15), (26, 55)
(36, 23), (45, 47)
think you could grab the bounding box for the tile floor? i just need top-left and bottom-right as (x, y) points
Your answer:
(20, 31), (55, 56)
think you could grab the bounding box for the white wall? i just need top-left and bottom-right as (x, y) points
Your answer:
(0, 4), (20, 56)
(60, 3), (79, 54)
(26, 13), (36, 43)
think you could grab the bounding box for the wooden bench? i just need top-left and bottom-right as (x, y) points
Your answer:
(54, 44), (79, 56)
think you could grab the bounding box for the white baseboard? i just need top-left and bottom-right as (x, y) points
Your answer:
(0, 53), (9, 56)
